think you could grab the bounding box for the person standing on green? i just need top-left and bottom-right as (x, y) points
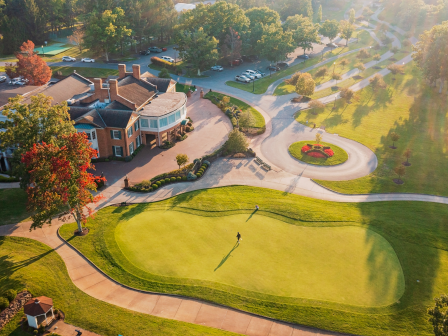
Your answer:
(236, 232), (241, 244)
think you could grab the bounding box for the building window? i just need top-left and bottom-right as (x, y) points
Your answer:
(129, 142), (134, 155)
(92, 131), (96, 140)
(127, 126), (133, 138)
(136, 135), (141, 147)
(85, 132), (91, 140)
(150, 119), (158, 128)
(160, 117), (167, 127)
(111, 130), (121, 140)
(134, 121), (139, 131)
(168, 114), (175, 124)
(140, 119), (149, 128)
(182, 105), (186, 115)
(175, 111), (181, 120)
(113, 146), (123, 157)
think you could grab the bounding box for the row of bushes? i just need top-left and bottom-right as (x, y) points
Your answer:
(128, 160), (210, 193)
(0, 289), (17, 310)
(0, 174), (19, 183)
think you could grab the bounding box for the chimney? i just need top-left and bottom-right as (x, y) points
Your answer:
(118, 64), (126, 79)
(132, 64), (141, 80)
(93, 78), (102, 94)
(109, 79), (118, 101)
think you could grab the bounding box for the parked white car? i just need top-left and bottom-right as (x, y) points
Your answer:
(254, 70), (266, 77)
(160, 56), (175, 63)
(244, 70), (262, 79)
(0, 76), (7, 83)
(9, 77), (27, 85)
(81, 58), (95, 63)
(242, 73), (255, 80)
(235, 75), (251, 83)
(211, 65), (224, 71)
(62, 56), (76, 62)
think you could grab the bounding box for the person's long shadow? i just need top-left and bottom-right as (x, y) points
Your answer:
(246, 209), (258, 222)
(214, 242), (239, 272)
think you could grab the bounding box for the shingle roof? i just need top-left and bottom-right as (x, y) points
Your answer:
(143, 78), (176, 93)
(139, 92), (187, 117)
(68, 107), (94, 121)
(117, 76), (157, 107)
(0, 85), (41, 107)
(98, 109), (135, 128)
(22, 73), (93, 105)
(24, 297), (53, 317)
(80, 109), (106, 128)
(105, 101), (132, 111)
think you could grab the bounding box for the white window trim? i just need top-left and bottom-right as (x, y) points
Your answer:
(127, 127), (133, 138)
(129, 142), (134, 155)
(112, 130), (121, 140)
(114, 146), (123, 157)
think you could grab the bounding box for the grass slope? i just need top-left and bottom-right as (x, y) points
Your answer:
(204, 91), (265, 128)
(294, 63), (448, 196)
(226, 30), (376, 95)
(288, 141), (349, 166)
(59, 186), (448, 336)
(0, 189), (30, 225)
(50, 66), (119, 78)
(0, 237), (238, 336)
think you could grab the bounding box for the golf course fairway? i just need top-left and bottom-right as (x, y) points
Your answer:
(115, 210), (405, 307)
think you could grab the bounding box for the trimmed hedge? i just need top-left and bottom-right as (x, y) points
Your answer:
(0, 175), (19, 183)
(151, 56), (176, 70)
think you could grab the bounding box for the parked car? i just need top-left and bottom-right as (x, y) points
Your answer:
(266, 65), (280, 72)
(149, 47), (162, 53)
(140, 50), (150, 55)
(235, 75), (251, 83)
(160, 56), (174, 63)
(62, 56), (76, 62)
(9, 77), (27, 85)
(81, 58), (95, 63)
(326, 42), (338, 48)
(211, 65), (224, 71)
(162, 47), (168, 52)
(230, 59), (243, 66)
(244, 70), (261, 79)
(243, 73), (255, 80)
(297, 54), (309, 59)
(254, 70), (266, 77)
(277, 62), (289, 68)
(0, 76), (7, 83)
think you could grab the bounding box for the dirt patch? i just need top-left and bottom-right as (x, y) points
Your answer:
(393, 178), (404, 185)
(353, 75), (363, 80)
(74, 228), (89, 236)
(291, 96), (311, 103)
(402, 162), (411, 166)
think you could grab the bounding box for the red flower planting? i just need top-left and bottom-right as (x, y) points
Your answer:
(301, 143), (334, 158)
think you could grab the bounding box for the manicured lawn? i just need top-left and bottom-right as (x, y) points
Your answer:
(176, 83), (194, 93)
(204, 91), (265, 129)
(60, 185), (448, 336)
(0, 189), (30, 225)
(0, 237), (238, 336)
(50, 66), (119, 78)
(226, 30), (376, 95)
(295, 63), (448, 196)
(274, 44), (390, 96)
(289, 141), (349, 166)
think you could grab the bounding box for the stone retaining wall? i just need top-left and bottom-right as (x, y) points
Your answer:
(0, 291), (32, 331)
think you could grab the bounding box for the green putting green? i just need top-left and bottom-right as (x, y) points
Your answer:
(34, 43), (71, 56)
(115, 210), (404, 307)
(289, 141), (349, 166)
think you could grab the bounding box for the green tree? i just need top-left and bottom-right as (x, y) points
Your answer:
(245, 6), (279, 26)
(176, 154), (189, 169)
(226, 129), (249, 153)
(284, 15), (320, 55)
(413, 21), (448, 93)
(387, 63), (405, 79)
(373, 53), (381, 64)
(158, 68), (171, 78)
(349, 8), (356, 24)
(394, 165), (406, 182)
(390, 132), (400, 148)
(277, 0), (313, 21)
(309, 100), (325, 114)
(403, 148), (412, 166)
(339, 20), (355, 46)
(260, 23), (295, 67)
(244, 6), (280, 54)
(239, 110), (255, 129)
(0, 94), (75, 189)
(315, 133), (322, 144)
(355, 62), (366, 74)
(369, 74), (387, 92)
(84, 7), (131, 61)
(319, 20), (340, 42)
(295, 72), (315, 97)
(428, 294), (448, 336)
(175, 27), (219, 76)
(317, 4), (322, 22)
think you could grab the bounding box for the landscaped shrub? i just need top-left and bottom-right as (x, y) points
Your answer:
(315, 67), (328, 77)
(196, 172), (202, 177)
(164, 178), (170, 183)
(0, 175), (19, 182)
(170, 177), (176, 182)
(151, 56), (175, 70)
(203, 160), (210, 166)
(156, 181), (162, 186)
(125, 156), (133, 162)
(4, 289), (17, 302)
(182, 176), (187, 181)
(187, 172), (197, 180)
(0, 297), (9, 310)
(131, 144), (145, 157)
(357, 48), (371, 59)
(152, 184), (158, 189)
(177, 176), (182, 181)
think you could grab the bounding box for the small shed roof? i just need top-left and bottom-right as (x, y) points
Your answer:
(24, 297), (53, 316)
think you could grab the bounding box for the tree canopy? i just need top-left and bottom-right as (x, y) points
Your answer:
(284, 15), (320, 54)
(319, 20), (340, 42)
(260, 23), (295, 64)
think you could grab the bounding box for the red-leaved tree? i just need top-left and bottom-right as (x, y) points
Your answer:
(22, 132), (105, 232)
(5, 40), (52, 86)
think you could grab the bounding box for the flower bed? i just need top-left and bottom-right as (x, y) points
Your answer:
(128, 160), (211, 193)
(288, 141), (348, 166)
